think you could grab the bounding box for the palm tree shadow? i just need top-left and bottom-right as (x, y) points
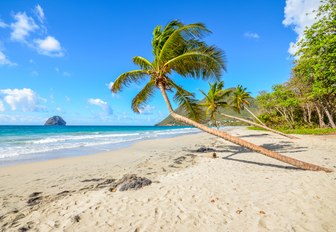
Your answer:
(239, 133), (270, 138)
(193, 143), (308, 171)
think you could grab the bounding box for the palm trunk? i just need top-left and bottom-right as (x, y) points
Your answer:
(245, 107), (266, 126)
(158, 84), (332, 172)
(220, 113), (298, 139)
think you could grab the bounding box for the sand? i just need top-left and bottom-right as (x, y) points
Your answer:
(0, 127), (335, 232)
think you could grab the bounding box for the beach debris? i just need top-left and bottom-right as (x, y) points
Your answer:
(26, 192), (42, 208)
(29, 192), (42, 198)
(236, 209), (243, 214)
(57, 190), (71, 195)
(18, 226), (30, 232)
(174, 156), (186, 164)
(113, 174), (152, 191)
(73, 215), (81, 223)
(96, 178), (116, 188)
(212, 152), (217, 158)
(196, 147), (216, 153)
(259, 210), (266, 215)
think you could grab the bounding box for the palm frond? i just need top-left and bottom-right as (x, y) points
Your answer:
(132, 56), (152, 70)
(131, 79), (156, 113)
(164, 47), (225, 81)
(159, 23), (211, 62)
(112, 70), (148, 93)
(168, 80), (203, 122)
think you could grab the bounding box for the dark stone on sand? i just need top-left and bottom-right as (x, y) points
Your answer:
(27, 197), (42, 206)
(29, 192), (42, 198)
(44, 116), (66, 126)
(73, 215), (81, 223)
(115, 174), (152, 191)
(196, 147), (215, 153)
(81, 178), (103, 182)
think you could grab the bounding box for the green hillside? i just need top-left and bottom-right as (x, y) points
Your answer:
(156, 98), (260, 126)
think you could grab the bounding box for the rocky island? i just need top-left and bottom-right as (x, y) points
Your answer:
(44, 116), (66, 126)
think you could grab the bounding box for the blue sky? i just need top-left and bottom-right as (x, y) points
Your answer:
(0, 0), (321, 125)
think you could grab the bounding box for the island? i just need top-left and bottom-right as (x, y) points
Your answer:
(44, 116), (66, 126)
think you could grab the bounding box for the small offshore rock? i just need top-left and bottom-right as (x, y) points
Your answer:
(44, 116), (66, 126)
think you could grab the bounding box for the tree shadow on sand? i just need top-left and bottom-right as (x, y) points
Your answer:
(191, 142), (308, 171)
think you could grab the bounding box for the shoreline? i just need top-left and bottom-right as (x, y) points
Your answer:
(0, 126), (201, 168)
(1, 127), (335, 231)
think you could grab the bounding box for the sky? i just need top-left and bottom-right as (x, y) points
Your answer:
(0, 0), (322, 125)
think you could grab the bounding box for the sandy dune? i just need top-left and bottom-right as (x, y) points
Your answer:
(0, 127), (335, 231)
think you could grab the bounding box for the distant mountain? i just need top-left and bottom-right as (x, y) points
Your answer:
(156, 98), (259, 126)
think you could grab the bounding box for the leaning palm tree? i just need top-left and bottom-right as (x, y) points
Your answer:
(199, 81), (231, 128)
(231, 85), (265, 126)
(223, 85), (298, 139)
(111, 20), (331, 172)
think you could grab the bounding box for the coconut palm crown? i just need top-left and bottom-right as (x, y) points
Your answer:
(231, 85), (251, 113)
(199, 81), (231, 126)
(111, 20), (225, 121)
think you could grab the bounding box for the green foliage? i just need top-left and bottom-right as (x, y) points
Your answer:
(112, 20), (225, 122)
(199, 81), (230, 125)
(247, 126), (336, 135)
(231, 85), (251, 113)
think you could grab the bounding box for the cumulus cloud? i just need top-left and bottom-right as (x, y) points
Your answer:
(244, 32), (260, 39)
(7, 5), (64, 57)
(0, 51), (17, 66)
(0, 100), (4, 112)
(0, 20), (8, 28)
(0, 88), (46, 112)
(10, 12), (38, 42)
(88, 98), (113, 115)
(283, 0), (322, 55)
(35, 36), (63, 57)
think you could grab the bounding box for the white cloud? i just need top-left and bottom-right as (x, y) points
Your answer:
(88, 98), (113, 115)
(106, 81), (114, 90)
(0, 100), (4, 112)
(10, 12), (38, 42)
(0, 20), (8, 28)
(56, 107), (61, 112)
(8, 6), (64, 57)
(35, 36), (63, 57)
(35, 4), (45, 22)
(244, 32), (260, 39)
(283, 0), (322, 55)
(139, 105), (155, 115)
(0, 88), (46, 112)
(0, 51), (17, 66)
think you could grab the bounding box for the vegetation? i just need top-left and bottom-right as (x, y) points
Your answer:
(248, 126), (336, 135)
(112, 20), (331, 172)
(256, 0), (336, 130)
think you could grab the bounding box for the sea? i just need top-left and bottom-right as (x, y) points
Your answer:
(0, 125), (200, 167)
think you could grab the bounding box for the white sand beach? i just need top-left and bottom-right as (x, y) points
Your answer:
(0, 127), (335, 232)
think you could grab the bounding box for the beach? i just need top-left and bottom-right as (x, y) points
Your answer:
(0, 127), (335, 231)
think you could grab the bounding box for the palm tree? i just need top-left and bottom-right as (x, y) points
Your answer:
(199, 82), (297, 139)
(199, 81), (231, 128)
(231, 85), (265, 126)
(111, 20), (331, 172)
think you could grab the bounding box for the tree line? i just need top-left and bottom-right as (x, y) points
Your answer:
(255, 0), (336, 129)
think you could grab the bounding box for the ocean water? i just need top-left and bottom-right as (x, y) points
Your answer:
(0, 125), (199, 167)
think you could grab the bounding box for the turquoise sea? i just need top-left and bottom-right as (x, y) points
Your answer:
(0, 125), (199, 167)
